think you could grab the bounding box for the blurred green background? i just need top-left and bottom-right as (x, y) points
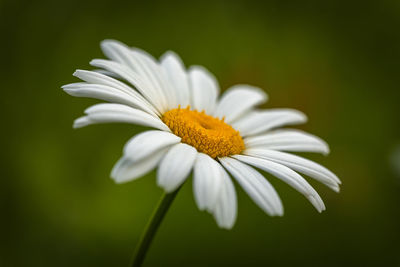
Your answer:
(1, 0), (400, 266)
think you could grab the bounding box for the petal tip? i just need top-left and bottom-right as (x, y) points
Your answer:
(219, 223), (235, 230)
(62, 87), (74, 95)
(160, 50), (179, 61)
(276, 209), (284, 217)
(72, 69), (85, 78)
(73, 117), (89, 129)
(332, 185), (341, 193)
(100, 39), (121, 48)
(112, 175), (130, 184)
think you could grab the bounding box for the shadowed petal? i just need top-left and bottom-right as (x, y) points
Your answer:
(123, 130), (181, 162)
(157, 143), (197, 192)
(233, 154), (326, 212)
(212, 165), (238, 229)
(219, 157), (283, 216)
(244, 148), (341, 191)
(193, 153), (223, 211)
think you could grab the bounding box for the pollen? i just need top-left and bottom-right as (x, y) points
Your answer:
(162, 106), (245, 158)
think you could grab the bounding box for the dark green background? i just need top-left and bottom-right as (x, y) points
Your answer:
(1, 0), (400, 266)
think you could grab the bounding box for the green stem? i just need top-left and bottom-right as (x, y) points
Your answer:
(131, 188), (180, 267)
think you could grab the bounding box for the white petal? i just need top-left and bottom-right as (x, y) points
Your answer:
(73, 103), (170, 131)
(157, 143), (197, 192)
(90, 59), (166, 113)
(160, 51), (191, 108)
(233, 155), (326, 212)
(111, 147), (169, 183)
(73, 116), (91, 128)
(73, 69), (133, 95)
(193, 153), (223, 211)
(219, 157), (283, 216)
(72, 69), (159, 116)
(214, 85), (268, 123)
(244, 148), (341, 191)
(123, 130), (181, 162)
(232, 109), (307, 137)
(93, 69), (121, 79)
(62, 83), (158, 117)
(212, 166), (237, 229)
(245, 129), (330, 155)
(100, 40), (145, 72)
(188, 66), (219, 114)
(130, 47), (176, 111)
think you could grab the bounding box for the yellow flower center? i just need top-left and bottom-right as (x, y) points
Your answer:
(162, 106), (245, 158)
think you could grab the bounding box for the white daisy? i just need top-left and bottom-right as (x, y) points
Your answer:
(63, 39), (341, 229)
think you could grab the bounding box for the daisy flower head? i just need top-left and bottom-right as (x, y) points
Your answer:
(63, 40), (341, 229)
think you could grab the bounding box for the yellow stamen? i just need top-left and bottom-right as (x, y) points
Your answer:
(162, 107), (245, 158)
